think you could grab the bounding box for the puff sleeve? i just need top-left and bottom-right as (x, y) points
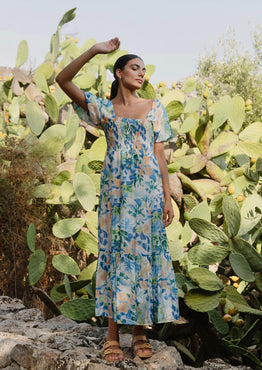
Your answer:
(73, 91), (106, 129)
(153, 100), (173, 142)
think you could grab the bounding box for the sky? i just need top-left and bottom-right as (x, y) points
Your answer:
(1, 0), (262, 84)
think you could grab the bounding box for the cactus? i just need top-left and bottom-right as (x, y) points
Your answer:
(61, 181), (76, 204)
(225, 285), (262, 316)
(52, 254), (80, 275)
(182, 194), (198, 211)
(207, 131), (238, 158)
(73, 172), (97, 211)
(169, 240), (184, 261)
(189, 201), (211, 221)
(44, 94), (59, 123)
(237, 194), (262, 236)
(88, 160), (103, 172)
(26, 223), (36, 253)
(9, 97), (20, 124)
(65, 126), (86, 159)
(232, 237), (262, 272)
(228, 96), (245, 133)
(222, 195), (241, 237)
(208, 309), (229, 335)
(189, 218), (229, 244)
(34, 72), (49, 94)
(182, 77), (196, 93)
(50, 284), (68, 302)
(229, 253), (255, 282)
(60, 297), (95, 321)
(239, 121), (262, 142)
(166, 100), (183, 121)
(56, 278), (90, 294)
(85, 211), (98, 238)
(75, 152), (93, 175)
(212, 95), (232, 129)
(53, 170), (71, 185)
(73, 72), (96, 89)
(188, 242), (229, 265)
(36, 61), (55, 84)
(75, 230), (98, 255)
(184, 288), (220, 312)
(206, 160), (225, 182)
(39, 124), (66, 142)
(25, 101), (45, 135)
(188, 267), (224, 291)
(255, 272), (262, 292)
(183, 97), (201, 114)
(16, 40), (29, 68)
(64, 274), (73, 300)
(28, 250), (46, 285)
(52, 218), (85, 238)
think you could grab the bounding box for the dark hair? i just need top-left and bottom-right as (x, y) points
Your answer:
(110, 54), (142, 100)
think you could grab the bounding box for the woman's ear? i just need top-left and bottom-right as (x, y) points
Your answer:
(115, 68), (122, 80)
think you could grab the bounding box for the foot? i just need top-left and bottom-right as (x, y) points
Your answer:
(132, 335), (152, 359)
(102, 340), (125, 362)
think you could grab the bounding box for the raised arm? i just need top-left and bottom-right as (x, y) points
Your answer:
(55, 37), (120, 110)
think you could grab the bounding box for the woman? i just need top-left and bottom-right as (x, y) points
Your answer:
(56, 37), (179, 362)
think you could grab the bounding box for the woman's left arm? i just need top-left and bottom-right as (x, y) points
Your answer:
(154, 142), (174, 227)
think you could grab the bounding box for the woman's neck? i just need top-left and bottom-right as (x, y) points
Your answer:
(113, 87), (139, 106)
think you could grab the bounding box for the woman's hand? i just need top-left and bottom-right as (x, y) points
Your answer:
(93, 37), (120, 54)
(163, 200), (174, 228)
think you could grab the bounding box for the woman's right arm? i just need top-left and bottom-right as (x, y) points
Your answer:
(55, 37), (120, 110)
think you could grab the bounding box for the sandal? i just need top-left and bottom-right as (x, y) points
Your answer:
(132, 335), (153, 359)
(102, 340), (125, 362)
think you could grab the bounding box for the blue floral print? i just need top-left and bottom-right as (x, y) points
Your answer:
(74, 92), (179, 325)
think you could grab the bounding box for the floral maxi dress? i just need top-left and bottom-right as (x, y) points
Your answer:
(75, 92), (179, 325)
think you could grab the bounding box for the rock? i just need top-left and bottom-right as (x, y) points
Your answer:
(0, 297), (253, 370)
(0, 296), (25, 315)
(0, 333), (32, 368)
(10, 344), (60, 369)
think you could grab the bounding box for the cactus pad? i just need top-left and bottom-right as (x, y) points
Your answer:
(60, 298), (95, 321)
(185, 289), (220, 312)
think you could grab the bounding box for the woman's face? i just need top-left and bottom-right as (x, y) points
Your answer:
(117, 58), (146, 90)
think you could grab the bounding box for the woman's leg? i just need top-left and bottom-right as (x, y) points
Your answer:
(103, 318), (124, 361)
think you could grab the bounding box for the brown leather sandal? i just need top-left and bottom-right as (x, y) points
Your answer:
(132, 335), (153, 359)
(102, 340), (125, 362)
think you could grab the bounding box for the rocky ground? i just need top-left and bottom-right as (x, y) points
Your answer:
(0, 296), (252, 370)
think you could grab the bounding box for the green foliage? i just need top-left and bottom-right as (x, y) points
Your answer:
(52, 218), (85, 238)
(184, 289), (220, 312)
(16, 40), (29, 68)
(28, 250), (46, 285)
(1, 8), (262, 366)
(73, 173), (97, 211)
(26, 223), (36, 253)
(25, 101), (45, 135)
(188, 268), (223, 291)
(229, 253), (255, 282)
(60, 298), (95, 321)
(52, 254), (80, 275)
(197, 30), (262, 124)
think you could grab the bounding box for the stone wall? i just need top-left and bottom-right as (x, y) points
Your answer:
(0, 297), (252, 370)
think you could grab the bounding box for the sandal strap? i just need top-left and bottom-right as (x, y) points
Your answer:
(103, 348), (123, 355)
(134, 342), (152, 350)
(103, 340), (121, 350)
(132, 335), (148, 345)
(102, 340), (124, 361)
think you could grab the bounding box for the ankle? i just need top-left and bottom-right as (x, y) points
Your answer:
(132, 325), (144, 336)
(106, 334), (119, 342)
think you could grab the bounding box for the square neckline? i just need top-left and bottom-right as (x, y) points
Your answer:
(109, 98), (158, 122)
